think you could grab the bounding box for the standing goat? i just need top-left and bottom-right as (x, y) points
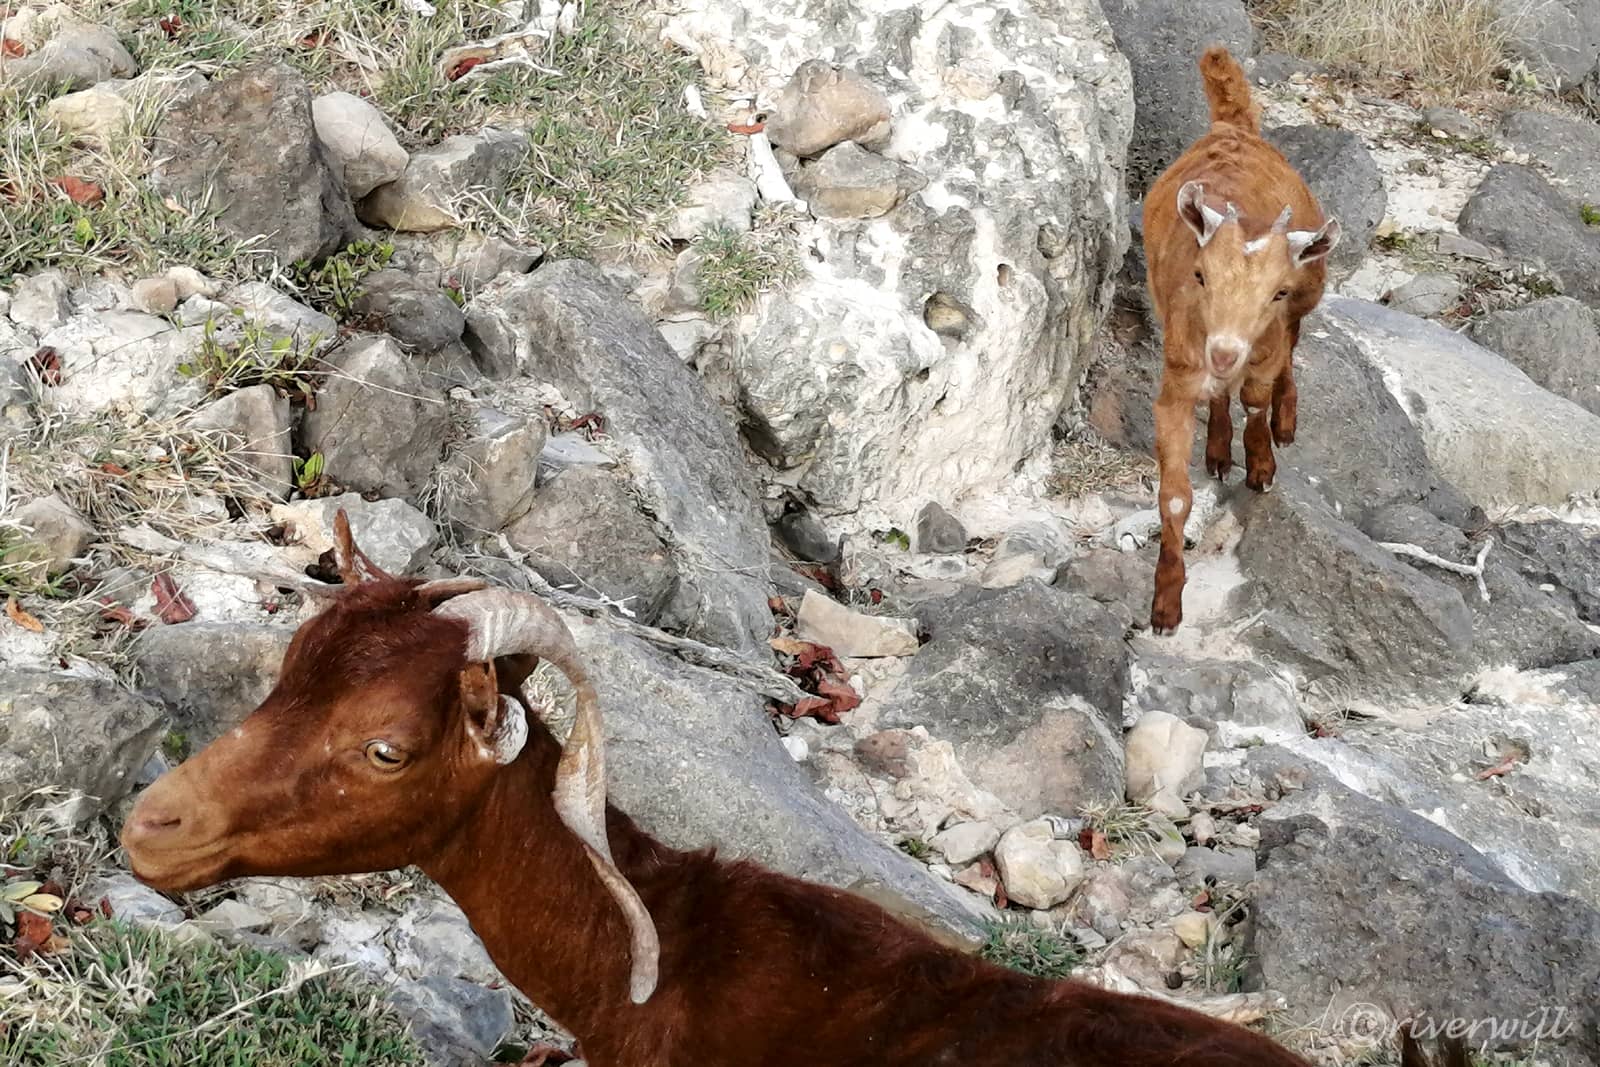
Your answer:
(1143, 46), (1340, 634)
(121, 513), (1318, 1066)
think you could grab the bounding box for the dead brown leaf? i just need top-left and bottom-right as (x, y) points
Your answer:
(5, 596), (43, 634)
(49, 176), (104, 205)
(0, 38), (23, 58)
(151, 573), (197, 624)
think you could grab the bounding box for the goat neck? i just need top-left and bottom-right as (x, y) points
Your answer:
(421, 733), (656, 1052)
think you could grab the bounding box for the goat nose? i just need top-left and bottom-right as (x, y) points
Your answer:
(1206, 336), (1248, 372)
(127, 807), (182, 841)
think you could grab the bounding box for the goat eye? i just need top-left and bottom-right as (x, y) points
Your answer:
(1274, 288), (1289, 301)
(364, 741), (405, 770)
(1194, 270), (1205, 287)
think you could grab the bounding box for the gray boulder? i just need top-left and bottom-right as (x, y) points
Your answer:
(1497, 521), (1600, 625)
(1500, 109), (1600, 205)
(0, 22), (136, 94)
(763, 59), (891, 158)
(1130, 654), (1303, 747)
(794, 142), (926, 219)
(132, 623), (295, 747)
(1470, 296), (1600, 417)
(357, 128), (527, 233)
(437, 407), (547, 534)
(1458, 164), (1600, 307)
(1492, 0), (1600, 88)
(310, 91), (408, 200)
(1322, 295), (1600, 508)
(384, 976), (514, 1067)
(1098, 0), (1254, 192)
(1235, 476), (1474, 701)
(186, 384), (294, 498)
(0, 670), (166, 819)
(572, 617), (985, 937)
(1360, 504), (1599, 671)
(8, 494), (95, 576)
(299, 336), (450, 501)
(271, 493), (440, 576)
(350, 270), (466, 354)
(152, 63), (354, 264)
(505, 466), (680, 625)
(1250, 767), (1600, 1065)
(463, 260), (773, 652)
(874, 581), (1129, 821)
(1263, 125), (1385, 274)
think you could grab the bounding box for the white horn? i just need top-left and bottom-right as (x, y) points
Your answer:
(433, 588), (661, 1004)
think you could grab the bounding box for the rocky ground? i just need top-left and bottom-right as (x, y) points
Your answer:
(4, 0), (1600, 1064)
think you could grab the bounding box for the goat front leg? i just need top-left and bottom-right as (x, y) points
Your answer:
(1151, 387), (1197, 635)
(1270, 362), (1297, 446)
(1242, 378), (1277, 492)
(1272, 323), (1300, 446)
(1205, 393), (1233, 480)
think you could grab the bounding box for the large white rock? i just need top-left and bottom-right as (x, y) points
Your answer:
(1124, 710), (1208, 818)
(993, 817), (1087, 909)
(664, 0), (1133, 534)
(36, 311), (207, 416)
(312, 91), (409, 199)
(1322, 295), (1600, 508)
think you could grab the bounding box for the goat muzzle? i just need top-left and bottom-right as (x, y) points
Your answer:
(432, 588), (661, 1005)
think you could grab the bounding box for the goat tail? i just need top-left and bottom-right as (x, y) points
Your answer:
(1199, 45), (1259, 133)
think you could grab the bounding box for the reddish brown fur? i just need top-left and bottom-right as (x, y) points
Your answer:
(1143, 46), (1340, 634)
(122, 571), (1318, 1065)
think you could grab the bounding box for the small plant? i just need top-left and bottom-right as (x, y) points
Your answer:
(1581, 204), (1600, 227)
(978, 919), (1083, 980)
(161, 729), (190, 763)
(293, 451), (329, 496)
(876, 527), (912, 552)
(897, 837), (932, 861)
(179, 315), (324, 401)
(291, 239), (395, 316)
(694, 226), (803, 322)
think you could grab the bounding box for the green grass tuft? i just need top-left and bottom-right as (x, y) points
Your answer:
(0, 921), (426, 1066)
(693, 226), (803, 322)
(978, 920), (1083, 980)
(1581, 204), (1600, 227)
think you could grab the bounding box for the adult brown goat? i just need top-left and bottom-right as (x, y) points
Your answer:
(122, 512), (1317, 1066)
(1144, 46), (1341, 634)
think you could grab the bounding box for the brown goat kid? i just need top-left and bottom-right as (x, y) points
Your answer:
(121, 514), (1318, 1066)
(1143, 46), (1341, 634)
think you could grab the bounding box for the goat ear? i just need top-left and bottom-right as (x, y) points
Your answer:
(1288, 217), (1341, 266)
(332, 509), (397, 585)
(1177, 181), (1226, 246)
(458, 660), (529, 766)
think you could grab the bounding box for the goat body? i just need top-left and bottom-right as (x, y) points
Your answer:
(120, 541), (1320, 1059)
(1142, 46), (1340, 634)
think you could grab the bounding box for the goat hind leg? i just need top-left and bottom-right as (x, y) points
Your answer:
(1151, 390), (1197, 634)
(1205, 393), (1233, 480)
(1243, 379), (1277, 492)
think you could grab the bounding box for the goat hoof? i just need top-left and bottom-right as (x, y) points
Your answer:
(1206, 458), (1232, 481)
(1273, 427), (1295, 446)
(1149, 607), (1182, 635)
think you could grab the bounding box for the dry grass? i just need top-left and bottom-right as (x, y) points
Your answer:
(1249, 0), (1513, 91)
(1048, 428), (1156, 501)
(0, 405), (284, 670)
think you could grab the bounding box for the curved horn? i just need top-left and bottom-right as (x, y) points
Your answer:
(1271, 204), (1293, 233)
(432, 588), (660, 1005)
